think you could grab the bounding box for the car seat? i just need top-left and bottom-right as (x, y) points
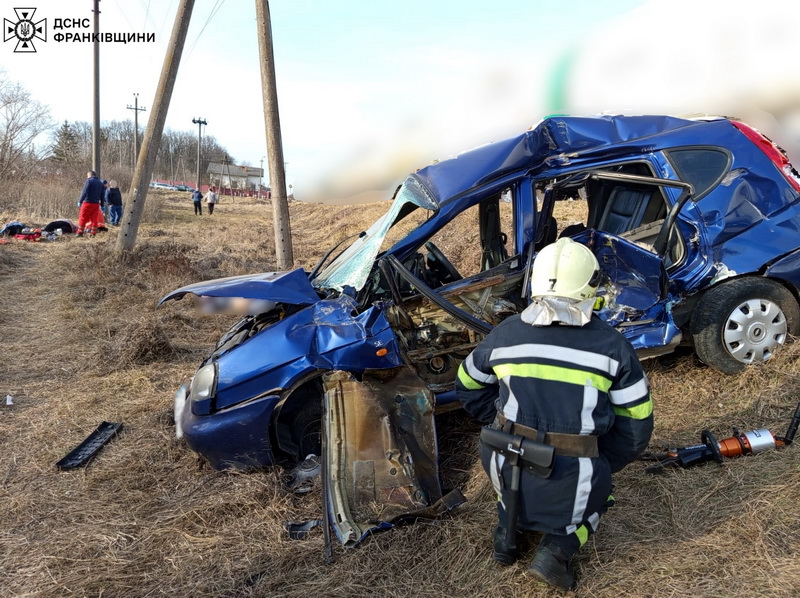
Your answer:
(597, 186), (659, 235)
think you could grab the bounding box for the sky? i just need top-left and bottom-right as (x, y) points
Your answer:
(0, 0), (648, 198)
(2, 0), (800, 199)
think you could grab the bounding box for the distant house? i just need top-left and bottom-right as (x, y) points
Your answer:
(206, 162), (264, 193)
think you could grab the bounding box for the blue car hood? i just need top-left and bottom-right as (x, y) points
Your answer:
(158, 268), (320, 306)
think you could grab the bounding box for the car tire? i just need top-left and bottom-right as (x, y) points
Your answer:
(691, 277), (800, 374)
(290, 402), (322, 461)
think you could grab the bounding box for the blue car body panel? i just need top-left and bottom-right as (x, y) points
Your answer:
(159, 268), (320, 306)
(178, 384), (279, 470)
(212, 298), (403, 412)
(577, 230), (664, 311)
(412, 115), (707, 203)
(176, 300), (405, 468)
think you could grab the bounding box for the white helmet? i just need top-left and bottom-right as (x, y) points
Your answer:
(530, 238), (601, 300)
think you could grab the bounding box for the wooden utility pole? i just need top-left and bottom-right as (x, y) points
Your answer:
(256, 0), (293, 268)
(126, 93), (146, 163)
(116, 0), (195, 252)
(92, 0), (101, 176)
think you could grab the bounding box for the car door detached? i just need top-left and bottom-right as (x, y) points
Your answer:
(691, 277), (800, 374)
(322, 367), (465, 546)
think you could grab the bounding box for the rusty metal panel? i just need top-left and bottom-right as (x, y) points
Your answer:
(323, 367), (441, 545)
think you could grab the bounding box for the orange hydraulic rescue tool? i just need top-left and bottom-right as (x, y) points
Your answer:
(643, 400), (800, 474)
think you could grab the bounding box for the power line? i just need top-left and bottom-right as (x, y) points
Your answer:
(187, 0), (225, 56)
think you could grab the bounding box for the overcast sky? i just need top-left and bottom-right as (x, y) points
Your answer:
(3, 0), (799, 199)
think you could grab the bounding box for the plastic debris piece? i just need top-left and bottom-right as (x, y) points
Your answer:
(5, 395), (12, 406)
(285, 519), (322, 540)
(284, 454), (321, 494)
(56, 421), (123, 470)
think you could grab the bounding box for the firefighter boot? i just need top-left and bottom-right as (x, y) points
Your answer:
(528, 542), (576, 591)
(492, 525), (518, 566)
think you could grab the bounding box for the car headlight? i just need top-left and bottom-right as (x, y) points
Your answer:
(190, 363), (217, 402)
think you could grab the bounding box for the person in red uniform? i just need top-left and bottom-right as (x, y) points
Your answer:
(76, 171), (105, 237)
(456, 237), (653, 591)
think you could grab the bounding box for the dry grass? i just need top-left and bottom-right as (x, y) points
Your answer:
(1, 179), (163, 224)
(1, 189), (799, 597)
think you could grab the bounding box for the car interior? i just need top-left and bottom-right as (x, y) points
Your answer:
(548, 162), (686, 267)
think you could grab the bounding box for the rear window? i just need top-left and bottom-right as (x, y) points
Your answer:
(665, 148), (730, 200)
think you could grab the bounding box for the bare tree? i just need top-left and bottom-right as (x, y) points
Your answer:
(44, 117), (237, 185)
(0, 78), (52, 180)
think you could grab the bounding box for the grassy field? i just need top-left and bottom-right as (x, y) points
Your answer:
(1, 189), (799, 597)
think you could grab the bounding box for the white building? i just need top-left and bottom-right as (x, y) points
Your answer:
(206, 162), (264, 192)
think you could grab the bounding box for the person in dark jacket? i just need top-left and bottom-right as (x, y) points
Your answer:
(76, 171), (106, 236)
(100, 179), (110, 222)
(192, 188), (203, 215)
(456, 237), (653, 591)
(105, 180), (123, 226)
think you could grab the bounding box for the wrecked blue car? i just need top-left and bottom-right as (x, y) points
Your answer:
(161, 114), (800, 544)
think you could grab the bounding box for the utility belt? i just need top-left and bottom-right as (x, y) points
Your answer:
(481, 413), (600, 460)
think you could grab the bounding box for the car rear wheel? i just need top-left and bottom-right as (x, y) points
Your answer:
(691, 278), (799, 374)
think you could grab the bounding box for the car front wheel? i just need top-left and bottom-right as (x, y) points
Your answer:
(286, 402), (321, 462)
(691, 277), (799, 374)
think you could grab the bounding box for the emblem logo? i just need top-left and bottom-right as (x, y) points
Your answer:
(4, 8), (46, 53)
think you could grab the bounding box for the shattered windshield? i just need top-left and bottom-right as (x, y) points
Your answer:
(312, 176), (438, 292)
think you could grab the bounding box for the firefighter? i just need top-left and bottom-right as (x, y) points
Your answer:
(456, 237), (653, 590)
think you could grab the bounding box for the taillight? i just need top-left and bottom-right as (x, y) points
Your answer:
(731, 120), (800, 193)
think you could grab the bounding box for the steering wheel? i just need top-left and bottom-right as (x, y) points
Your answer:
(425, 241), (462, 284)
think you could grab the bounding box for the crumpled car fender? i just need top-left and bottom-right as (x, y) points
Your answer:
(215, 297), (404, 410)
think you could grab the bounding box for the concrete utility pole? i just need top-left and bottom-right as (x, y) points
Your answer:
(126, 93), (146, 163)
(192, 117), (206, 191)
(92, 0), (101, 176)
(256, 0), (293, 268)
(117, 0), (195, 252)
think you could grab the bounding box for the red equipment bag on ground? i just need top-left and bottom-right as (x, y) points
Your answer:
(13, 228), (42, 242)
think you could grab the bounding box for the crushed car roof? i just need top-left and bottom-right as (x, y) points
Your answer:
(414, 115), (726, 203)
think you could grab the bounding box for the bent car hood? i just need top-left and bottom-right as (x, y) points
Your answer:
(158, 268), (320, 307)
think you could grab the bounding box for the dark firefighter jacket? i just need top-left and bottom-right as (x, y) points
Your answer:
(455, 313), (653, 536)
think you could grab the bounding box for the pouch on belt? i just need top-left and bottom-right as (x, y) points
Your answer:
(480, 426), (555, 478)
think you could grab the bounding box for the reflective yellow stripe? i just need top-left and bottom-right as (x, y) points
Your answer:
(457, 364), (486, 390)
(613, 398), (653, 420)
(575, 525), (589, 546)
(493, 363), (612, 392)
